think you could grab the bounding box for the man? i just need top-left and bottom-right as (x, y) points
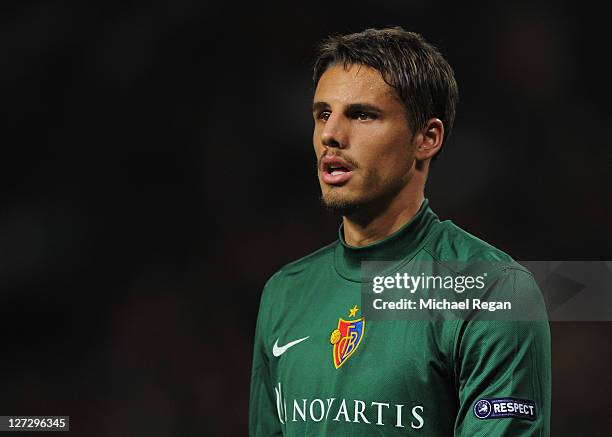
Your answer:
(249, 27), (550, 436)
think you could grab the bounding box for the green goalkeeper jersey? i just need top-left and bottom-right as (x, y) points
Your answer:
(249, 199), (550, 436)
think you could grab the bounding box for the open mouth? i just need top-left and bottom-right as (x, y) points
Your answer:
(327, 164), (350, 176)
(321, 160), (354, 185)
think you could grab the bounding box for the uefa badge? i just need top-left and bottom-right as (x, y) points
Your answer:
(329, 305), (365, 369)
(474, 399), (492, 419)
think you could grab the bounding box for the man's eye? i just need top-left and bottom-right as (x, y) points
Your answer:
(318, 111), (331, 121)
(354, 112), (374, 121)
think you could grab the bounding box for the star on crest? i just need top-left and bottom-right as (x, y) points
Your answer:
(348, 305), (359, 318)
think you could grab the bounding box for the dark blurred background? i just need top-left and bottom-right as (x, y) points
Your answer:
(2, 1), (611, 435)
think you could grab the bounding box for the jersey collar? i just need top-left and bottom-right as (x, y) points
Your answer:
(333, 198), (439, 282)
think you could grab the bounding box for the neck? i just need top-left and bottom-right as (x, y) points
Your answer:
(342, 186), (425, 247)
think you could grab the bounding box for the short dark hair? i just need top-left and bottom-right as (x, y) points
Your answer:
(313, 26), (459, 149)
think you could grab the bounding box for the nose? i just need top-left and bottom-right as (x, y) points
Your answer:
(320, 114), (348, 149)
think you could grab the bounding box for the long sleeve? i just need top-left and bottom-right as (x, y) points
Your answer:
(453, 268), (551, 436)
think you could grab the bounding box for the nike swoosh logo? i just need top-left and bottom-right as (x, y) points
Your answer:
(272, 336), (310, 357)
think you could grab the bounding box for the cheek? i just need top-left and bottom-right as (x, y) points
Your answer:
(382, 130), (414, 163)
(366, 134), (411, 165)
(359, 137), (413, 182)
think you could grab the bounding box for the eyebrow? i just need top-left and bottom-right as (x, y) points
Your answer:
(312, 101), (330, 113)
(312, 101), (384, 114)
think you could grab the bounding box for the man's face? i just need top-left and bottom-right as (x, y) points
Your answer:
(312, 63), (417, 216)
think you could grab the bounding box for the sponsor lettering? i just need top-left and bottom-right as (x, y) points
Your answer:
(274, 382), (425, 429)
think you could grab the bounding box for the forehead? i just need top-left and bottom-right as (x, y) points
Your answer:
(314, 63), (397, 106)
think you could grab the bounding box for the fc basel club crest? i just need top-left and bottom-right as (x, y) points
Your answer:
(329, 305), (365, 369)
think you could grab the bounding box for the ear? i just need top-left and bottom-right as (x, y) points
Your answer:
(414, 118), (444, 162)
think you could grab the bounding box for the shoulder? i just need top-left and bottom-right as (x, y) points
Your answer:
(256, 241), (337, 325)
(261, 240), (337, 294)
(425, 220), (546, 316)
(278, 240), (337, 276)
(425, 219), (522, 267)
(422, 219), (540, 289)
